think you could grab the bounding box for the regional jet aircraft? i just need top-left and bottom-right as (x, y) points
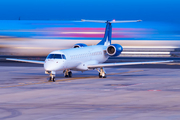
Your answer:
(6, 19), (173, 82)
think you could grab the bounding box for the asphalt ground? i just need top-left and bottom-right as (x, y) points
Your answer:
(0, 61), (180, 119)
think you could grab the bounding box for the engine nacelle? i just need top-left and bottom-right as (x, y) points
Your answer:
(73, 43), (87, 48)
(106, 44), (123, 56)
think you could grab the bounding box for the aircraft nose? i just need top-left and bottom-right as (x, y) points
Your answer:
(44, 60), (63, 71)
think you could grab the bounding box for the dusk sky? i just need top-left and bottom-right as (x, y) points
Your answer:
(0, 0), (180, 24)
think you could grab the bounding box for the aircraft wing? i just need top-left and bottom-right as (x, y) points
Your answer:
(6, 58), (44, 64)
(87, 60), (173, 68)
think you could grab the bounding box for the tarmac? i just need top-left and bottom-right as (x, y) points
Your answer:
(0, 62), (180, 120)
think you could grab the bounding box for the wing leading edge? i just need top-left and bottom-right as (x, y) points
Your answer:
(6, 58), (44, 64)
(87, 60), (173, 68)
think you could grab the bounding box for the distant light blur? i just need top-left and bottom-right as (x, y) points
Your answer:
(0, 20), (180, 57)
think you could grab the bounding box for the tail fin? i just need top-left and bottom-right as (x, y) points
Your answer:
(97, 21), (112, 46)
(81, 19), (142, 46)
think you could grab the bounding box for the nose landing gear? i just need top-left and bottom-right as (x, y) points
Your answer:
(49, 75), (55, 82)
(45, 71), (56, 82)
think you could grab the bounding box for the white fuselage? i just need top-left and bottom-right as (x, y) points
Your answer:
(44, 45), (109, 72)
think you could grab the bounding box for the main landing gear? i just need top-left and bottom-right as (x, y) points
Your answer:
(97, 67), (106, 78)
(63, 70), (72, 78)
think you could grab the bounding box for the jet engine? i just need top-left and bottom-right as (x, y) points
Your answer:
(106, 44), (123, 56)
(73, 43), (87, 48)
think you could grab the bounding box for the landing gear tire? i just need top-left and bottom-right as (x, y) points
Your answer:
(99, 73), (102, 78)
(103, 74), (106, 78)
(49, 76), (55, 82)
(99, 73), (106, 78)
(52, 77), (55, 82)
(68, 71), (72, 77)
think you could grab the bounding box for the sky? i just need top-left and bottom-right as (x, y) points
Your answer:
(0, 0), (180, 24)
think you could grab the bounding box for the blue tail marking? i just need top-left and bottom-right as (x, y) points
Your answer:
(97, 21), (112, 46)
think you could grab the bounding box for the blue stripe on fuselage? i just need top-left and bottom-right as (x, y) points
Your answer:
(97, 22), (112, 45)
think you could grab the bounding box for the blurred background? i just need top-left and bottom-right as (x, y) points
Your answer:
(0, 0), (180, 60)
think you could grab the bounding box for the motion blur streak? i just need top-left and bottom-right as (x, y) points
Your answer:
(0, 20), (180, 57)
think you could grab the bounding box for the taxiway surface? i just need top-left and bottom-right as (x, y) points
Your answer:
(0, 63), (180, 120)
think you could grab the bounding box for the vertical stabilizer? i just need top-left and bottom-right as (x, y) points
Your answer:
(97, 21), (112, 46)
(81, 19), (142, 46)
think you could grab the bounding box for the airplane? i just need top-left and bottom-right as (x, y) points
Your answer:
(6, 19), (173, 82)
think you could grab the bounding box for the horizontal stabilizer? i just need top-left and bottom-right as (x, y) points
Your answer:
(6, 58), (44, 64)
(81, 19), (142, 23)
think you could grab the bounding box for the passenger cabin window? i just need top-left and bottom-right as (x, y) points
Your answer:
(46, 54), (66, 59)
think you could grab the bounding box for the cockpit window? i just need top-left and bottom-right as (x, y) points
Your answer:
(46, 54), (66, 59)
(62, 54), (66, 59)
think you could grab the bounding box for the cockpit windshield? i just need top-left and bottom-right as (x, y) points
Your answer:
(46, 54), (66, 59)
